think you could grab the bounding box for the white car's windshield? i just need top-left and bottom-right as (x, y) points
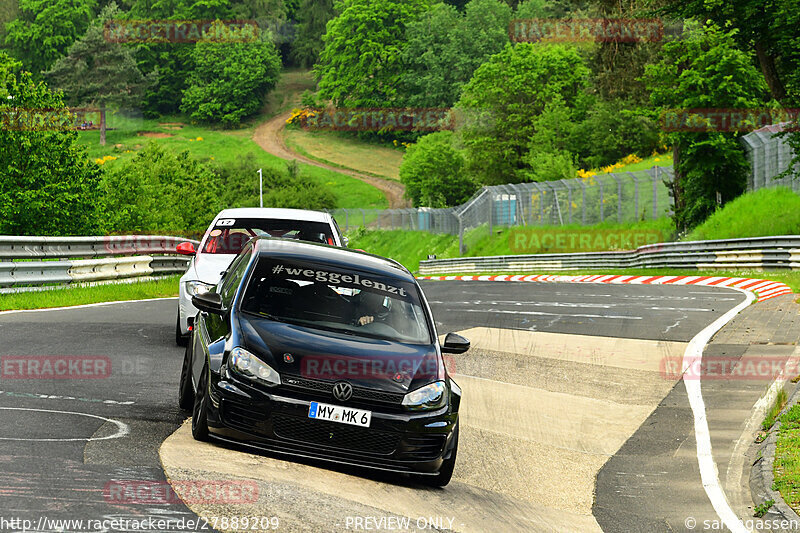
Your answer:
(202, 218), (335, 255)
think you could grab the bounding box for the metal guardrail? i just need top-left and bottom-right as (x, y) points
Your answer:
(0, 236), (198, 288)
(0, 235), (195, 260)
(418, 236), (800, 275)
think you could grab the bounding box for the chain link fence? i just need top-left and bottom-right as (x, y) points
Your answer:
(742, 126), (800, 193)
(330, 167), (674, 246)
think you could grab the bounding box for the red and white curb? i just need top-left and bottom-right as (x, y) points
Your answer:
(416, 274), (793, 303)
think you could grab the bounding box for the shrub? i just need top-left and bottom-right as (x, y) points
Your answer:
(100, 142), (223, 235)
(0, 64), (102, 235)
(181, 22), (281, 127)
(399, 131), (477, 207)
(211, 153), (336, 211)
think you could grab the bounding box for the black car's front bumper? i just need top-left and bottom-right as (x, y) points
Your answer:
(204, 371), (459, 475)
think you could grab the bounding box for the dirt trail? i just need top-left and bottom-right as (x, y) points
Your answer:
(252, 112), (409, 208)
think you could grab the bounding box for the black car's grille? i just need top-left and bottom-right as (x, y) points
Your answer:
(273, 415), (399, 455)
(223, 402), (268, 432)
(399, 435), (447, 461)
(280, 376), (405, 406)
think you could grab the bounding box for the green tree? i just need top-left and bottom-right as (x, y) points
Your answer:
(0, 63), (102, 235)
(524, 97), (578, 181)
(455, 43), (590, 184)
(127, 0), (235, 116)
(658, 0), (800, 176)
(180, 21), (282, 126)
(643, 23), (770, 231)
(401, 0), (512, 108)
(5, 0), (96, 76)
(45, 4), (154, 146)
(658, 0), (799, 106)
(399, 131), (476, 207)
(571, 99), (660, 168)
(316, 0), (431, 108)
(290, 0), (335, 67)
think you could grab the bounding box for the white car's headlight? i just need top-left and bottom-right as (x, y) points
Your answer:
(229, 347), (281, 387)
(402, 381), (447, 411)
(185, 281), (215, 298)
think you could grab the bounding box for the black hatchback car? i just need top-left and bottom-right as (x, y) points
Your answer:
(178, 238), (469, 486)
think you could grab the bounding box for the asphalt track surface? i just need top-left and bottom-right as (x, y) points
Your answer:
(0, 281), (746, 532)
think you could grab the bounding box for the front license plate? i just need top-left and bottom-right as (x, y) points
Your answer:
(308, 402), (371, 427)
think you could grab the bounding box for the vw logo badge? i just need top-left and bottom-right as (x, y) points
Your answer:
(283, 353), (294, 364)
(332, 381), (353, 402)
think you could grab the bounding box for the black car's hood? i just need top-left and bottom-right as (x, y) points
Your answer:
(239, 315), (440, 393)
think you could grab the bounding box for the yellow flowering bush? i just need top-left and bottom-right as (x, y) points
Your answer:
(286, 108), (318, 127)
(94, 155), (118, 165)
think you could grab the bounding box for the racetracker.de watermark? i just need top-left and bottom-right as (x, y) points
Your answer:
(103, 480), (259, 505)
(0, 107), (106, 132)
(293, 108), (455, 132)
(508, 228), (666, 254)
(661, 108), (800, 132)
(661, 356), (800, 381)
(1, 356), (111, 379)
(300, 354), (455, 382)
(509, 18), (664, 43)
(104, 19), (260, 43)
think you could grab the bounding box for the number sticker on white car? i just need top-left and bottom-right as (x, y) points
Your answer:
(216, 218), (236, 227)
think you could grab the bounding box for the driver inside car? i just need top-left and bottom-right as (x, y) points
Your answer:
(354, 290), (391, 326)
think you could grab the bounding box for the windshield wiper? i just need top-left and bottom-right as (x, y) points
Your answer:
(243, 309), (285, 322)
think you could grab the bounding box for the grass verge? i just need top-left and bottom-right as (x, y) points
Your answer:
(764, 388), (789, 430)
(0, 276), (180, 311)
(284, 127), (403, 181)
(347, 218), (675, 272)
(773, 399), (800, 511)
(78, 117), (387, 210)
(688, 188), (800, 241)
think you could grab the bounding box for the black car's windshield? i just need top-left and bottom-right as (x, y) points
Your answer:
(202, 218), (335, 255)
(241, 260), (431, 345)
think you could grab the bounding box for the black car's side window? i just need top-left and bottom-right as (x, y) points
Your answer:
(219, 247), (253, 306)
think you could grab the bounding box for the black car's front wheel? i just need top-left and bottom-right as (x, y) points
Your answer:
(191, 364), (210, 441)
(178, 341), (194, 411)
(420, 423), (459, 487)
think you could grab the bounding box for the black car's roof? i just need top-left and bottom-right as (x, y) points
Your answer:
(252, 238), (415, 283)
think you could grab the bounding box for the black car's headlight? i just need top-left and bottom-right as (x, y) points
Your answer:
(402, 381), (447, 411)
(229, 347), (281, 387)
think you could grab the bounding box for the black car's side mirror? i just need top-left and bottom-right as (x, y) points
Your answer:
(192, 292), (225, 315)
(442, 332), (470, 354)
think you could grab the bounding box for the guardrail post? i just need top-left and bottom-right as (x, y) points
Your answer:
(345, 210), (349, 232)
(360, 209), (365, 227)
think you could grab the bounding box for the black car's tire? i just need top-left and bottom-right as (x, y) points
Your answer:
(420, 423), (459, 487)
(178, 342), (194, 411)
(175, 313), (187, 347)
(191, 364), (210, 441)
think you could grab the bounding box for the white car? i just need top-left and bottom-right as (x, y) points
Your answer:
(175, 208), (345, 345)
